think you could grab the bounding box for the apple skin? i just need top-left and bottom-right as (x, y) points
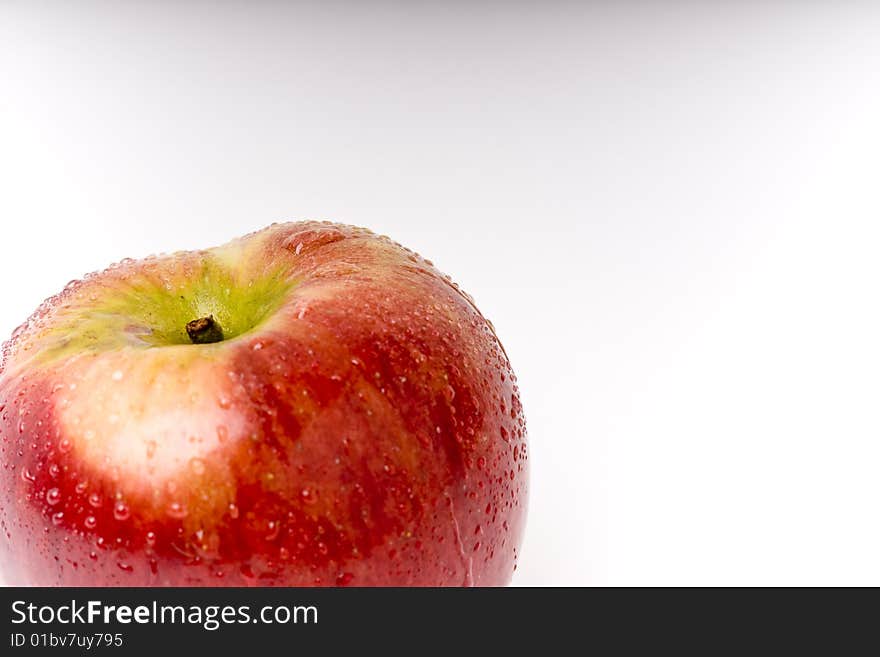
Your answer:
(0, 222), (528, 586)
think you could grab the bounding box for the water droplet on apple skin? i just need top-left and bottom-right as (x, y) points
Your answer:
(166, 502), (188, 519)
(113, 501), (130, 521)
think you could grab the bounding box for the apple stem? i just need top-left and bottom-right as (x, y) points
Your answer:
(186, 315), (224, 344)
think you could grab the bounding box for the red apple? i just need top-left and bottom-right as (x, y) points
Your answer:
(0, 222), (528, 586)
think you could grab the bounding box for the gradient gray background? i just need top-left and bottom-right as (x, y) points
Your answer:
(2, 2), (880, 585)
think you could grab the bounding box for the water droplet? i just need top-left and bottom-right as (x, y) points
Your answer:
(51, 511), (65, 526)
(59, 437), (73, 452)
(117, 561), (133, 573)
(113, 501), (130, 521)
(228, 503), (239, 519)
(88, 492), (103, 508)
(145, 530), (157, 546)
(84, 515), (97, 530)
(167, 502), (188, 519)
(216, 425), (229, 442)
(46, 488), (61, 505)
(20, 468), (35, 484)
(217, 396), (231, 409)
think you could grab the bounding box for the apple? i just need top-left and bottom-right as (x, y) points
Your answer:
(0, 222), (528, 586)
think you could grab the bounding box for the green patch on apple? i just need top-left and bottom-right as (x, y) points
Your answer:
(37, 255), (296, 362)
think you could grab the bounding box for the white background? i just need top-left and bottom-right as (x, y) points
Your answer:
(2, 2), (880, 586)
